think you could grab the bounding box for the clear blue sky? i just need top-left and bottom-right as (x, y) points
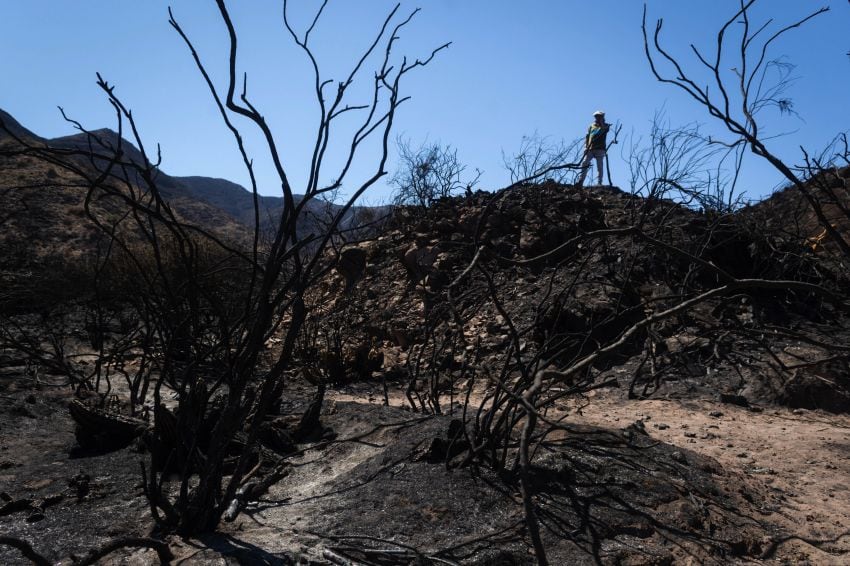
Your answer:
(2, 1), (848, 205)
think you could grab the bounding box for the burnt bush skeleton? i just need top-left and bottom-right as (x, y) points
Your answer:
(0, 0), (446, 536)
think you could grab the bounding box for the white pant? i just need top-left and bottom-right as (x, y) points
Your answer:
(577, 149), (605, 185)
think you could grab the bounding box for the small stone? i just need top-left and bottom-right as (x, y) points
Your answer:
(671, 451), (687, 464)
(653, 423), (669, 430)
(748, 467), (774, 475)
(719, 394), (749, 407)
(709, 411), (723, 418)
(486, 321), (502, 333)
(684, 432), (697, 438)
(624, 420), (648, 436)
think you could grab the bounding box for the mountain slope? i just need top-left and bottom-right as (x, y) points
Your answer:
(748, 166), (850, 254)
(0, 109), (41, 142)
(1, 107), (388, 261)
(0, 110), (248, 269)
(311, 181), (850, 413)
(174, 175), (286, 230)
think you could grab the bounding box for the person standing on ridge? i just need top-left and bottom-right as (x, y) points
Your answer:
(576, 110), (610, 187)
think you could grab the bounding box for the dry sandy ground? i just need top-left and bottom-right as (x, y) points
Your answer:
(567, 391), (850, 564)
(5, 379), (847, 565)
(184, 382), (847, 565)
(324, 384), (850, 564)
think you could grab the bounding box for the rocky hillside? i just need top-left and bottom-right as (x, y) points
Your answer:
(750, 166), (850, 254)
(311, 180), (850, 413)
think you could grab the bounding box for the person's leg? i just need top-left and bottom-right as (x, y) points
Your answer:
(595, 150), (605, 185)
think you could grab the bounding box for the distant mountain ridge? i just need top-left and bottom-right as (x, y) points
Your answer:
(174, 175), (288, 230)
(42, 126), (284, 228)
(0, 108), (378, 240)
(0, 109), (40, 141)
(0, 111), (253, 271)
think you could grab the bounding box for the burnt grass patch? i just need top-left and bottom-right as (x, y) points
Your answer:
(0, 381), (151, 564)
(1, 386), (782, 564)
